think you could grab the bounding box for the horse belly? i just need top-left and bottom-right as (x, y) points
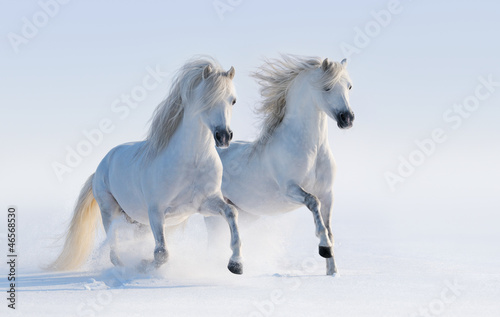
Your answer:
(239, 195), (299, 216)
(223, 172), (300, 216)
(164, 204), (197, 227)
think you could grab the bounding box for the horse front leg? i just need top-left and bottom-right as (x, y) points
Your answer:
(285, 183), (333, 259)
(202, 196), (243, 275)
(319, 192), (338, 275)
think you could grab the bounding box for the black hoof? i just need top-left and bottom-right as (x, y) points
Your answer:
(227, 260), (243, 275)
(154, 249), (168, 268)
(319, 246), (333, 258)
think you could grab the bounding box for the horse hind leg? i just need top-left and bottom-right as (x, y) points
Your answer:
(94, 192), (124, 267)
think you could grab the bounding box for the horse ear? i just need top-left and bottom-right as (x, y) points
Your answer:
(202, 65), (212, 80)
(341, 58), (348, 67)
(321, 58), (330, 72)
(227, 66), (235, 79)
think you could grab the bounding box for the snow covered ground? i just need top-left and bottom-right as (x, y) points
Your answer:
(2, 195), (499, 317)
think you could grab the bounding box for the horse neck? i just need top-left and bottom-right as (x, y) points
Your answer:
(171, 104), (214, 157)
(279, 78), (328, 147)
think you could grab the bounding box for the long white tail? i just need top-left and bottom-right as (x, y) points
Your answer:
(49, 174), (101, 271)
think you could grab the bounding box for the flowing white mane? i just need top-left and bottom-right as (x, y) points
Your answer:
(252, 54), (345, 151)
(144, 57), (231, 160)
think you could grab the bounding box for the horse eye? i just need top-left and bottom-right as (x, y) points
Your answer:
(232, 99), (236, 105)
(324, 87), (331, 92)
(349, 85), (352, 90)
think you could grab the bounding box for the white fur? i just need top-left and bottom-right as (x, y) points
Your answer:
(50, 58), (243, 273)
(216, 55), (354, 275)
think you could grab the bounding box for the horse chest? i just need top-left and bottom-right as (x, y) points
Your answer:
(302, 157), (320, 189)
(169, 160), (220, 202)
(299, 146), (333, 193)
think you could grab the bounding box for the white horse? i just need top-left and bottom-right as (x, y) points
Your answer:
(50, 58), (243, 274)
(210, 55), (354, 275)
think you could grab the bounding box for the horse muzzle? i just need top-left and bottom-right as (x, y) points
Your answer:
(336, 111), (355, 129)
(214, 127), (233, 148)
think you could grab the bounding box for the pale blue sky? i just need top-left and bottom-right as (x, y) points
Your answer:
(1, 0), (499, 234)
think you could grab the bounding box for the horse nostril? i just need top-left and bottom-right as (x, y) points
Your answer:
(339, 112), (346, 122)
(229, 130), (233, 140)
(215, 131), (221, 141)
